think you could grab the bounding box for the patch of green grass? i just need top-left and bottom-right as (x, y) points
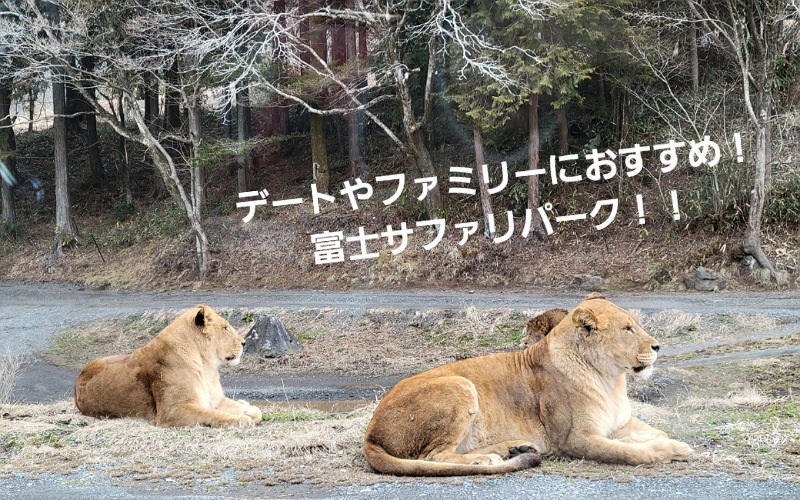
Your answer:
(716, 314), (734, 324)
(261, 410), (326, 422)
(27, 431), (65, 448)
(296, 328), (323, 342)
(757, 402), (800, 420)
(1, 433), (21, 451)
(494, 313), (526, 344)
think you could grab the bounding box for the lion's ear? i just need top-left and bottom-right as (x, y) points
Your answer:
(572, 307), (597, 335)
(195, 305), (209, 329)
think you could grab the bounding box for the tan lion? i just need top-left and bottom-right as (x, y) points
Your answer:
(363, 293), (692, 476)
(75, 305), (262, 428)
(519, 308), (568, 348)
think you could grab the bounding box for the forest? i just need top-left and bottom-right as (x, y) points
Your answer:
(0, 0), (798, 289)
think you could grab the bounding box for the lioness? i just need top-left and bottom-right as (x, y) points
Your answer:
(363, 293), (692, 476)
(75, 305), (262, 428)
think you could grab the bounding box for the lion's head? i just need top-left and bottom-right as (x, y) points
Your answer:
(191, 305), (246, 367)
(520, 308), (568, 348)
(552, 293), (659, 380)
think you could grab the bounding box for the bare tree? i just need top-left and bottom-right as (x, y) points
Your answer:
(0, 77), (16, 224)
(53, 71), (76, 254)
(687, 0), (797, 281)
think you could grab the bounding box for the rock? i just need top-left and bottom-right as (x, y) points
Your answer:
(571, 274), (605, 292)
(244, 315), (304, 358)
(683, 266), (727, 292)
(741, 255), (757, 270)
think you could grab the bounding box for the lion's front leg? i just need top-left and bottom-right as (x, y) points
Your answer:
(565, 431), (692, 465)
(158, 402), (255, 428)
(153, 384), (255, 428)
(611, 417), (669, 444)
(217, 397), (263, 423)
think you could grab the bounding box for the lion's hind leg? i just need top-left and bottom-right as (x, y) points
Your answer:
(364, 375), (543, 475)
(375, 375), (510, 466)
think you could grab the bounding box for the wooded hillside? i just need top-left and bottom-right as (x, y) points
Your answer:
(0, 1), (798, 289)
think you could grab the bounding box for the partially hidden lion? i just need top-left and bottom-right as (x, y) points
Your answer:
(519, 308), (568, 348)
(363, 292), (692, 476)
(75, 305), (262, 428)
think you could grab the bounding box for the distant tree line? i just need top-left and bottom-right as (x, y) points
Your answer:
(0, 0), (797, 279)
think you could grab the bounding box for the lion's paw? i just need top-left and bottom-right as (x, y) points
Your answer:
(242, 404), (263, 423)
(508, 444), (538, 458)
(668, 440), (693, 461)
(225, 415), (255, 429)
(650, 438), (693, 462)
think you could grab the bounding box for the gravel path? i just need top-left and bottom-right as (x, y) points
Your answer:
(3, 470), (798, 500)
(2, 281), (799, 356)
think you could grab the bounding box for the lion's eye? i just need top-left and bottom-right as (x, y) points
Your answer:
(625, 326), (634, 334)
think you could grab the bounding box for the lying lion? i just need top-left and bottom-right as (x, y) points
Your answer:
(75, 305), (262, 428)
(363, 293), (692, 476)
(519, 308), (568, 348)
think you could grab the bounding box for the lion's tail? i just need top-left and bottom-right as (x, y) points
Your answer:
(362, 441), (541, 477)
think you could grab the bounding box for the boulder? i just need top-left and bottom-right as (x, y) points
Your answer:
(244, 315), (304, 358)
(571, 274), (606, 292)
(683, 267), (727, 292)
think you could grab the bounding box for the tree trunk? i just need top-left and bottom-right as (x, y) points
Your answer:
(184, 59), (209, 278)
(556, 105), (568, 154)
(408, 127), (441, 217)
(393, 47), (442, 217)
(689, 21), (699, 93)
(115, 96), (133, 204)
(188, 93), (205, 211)
(617, 88), (629, 146)
(143, 73), (167, 199)
(310, 113), (330, 193)
(82, 57), (104, 186)
(331, 0), (347, 67)
(527, 93), (544, 236)
(27, 89), (34, 133)
(597, 73), (607, 109)
(64, 72), (81, 135)
(53, 77), (76, 254)
(308, 9), (330, 192)
(236, 82), (253, 192)
(743, 90), (778, 281)
(473, 127), (494, 239)
(1, 79), (16, 224)
(345, 0), (367, 180)
(165, 63), (181, 129)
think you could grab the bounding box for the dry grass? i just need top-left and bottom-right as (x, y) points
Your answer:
(48, 307), (787, 379)
(46, 307), (536, 376)
(636, 309), (780, 347)
(0, 353), (28, 405)
(2, 354), (799, 488)
(0, 401), (383, 487)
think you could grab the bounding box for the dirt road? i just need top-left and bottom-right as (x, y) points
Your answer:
(3, 281), (799, 356)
